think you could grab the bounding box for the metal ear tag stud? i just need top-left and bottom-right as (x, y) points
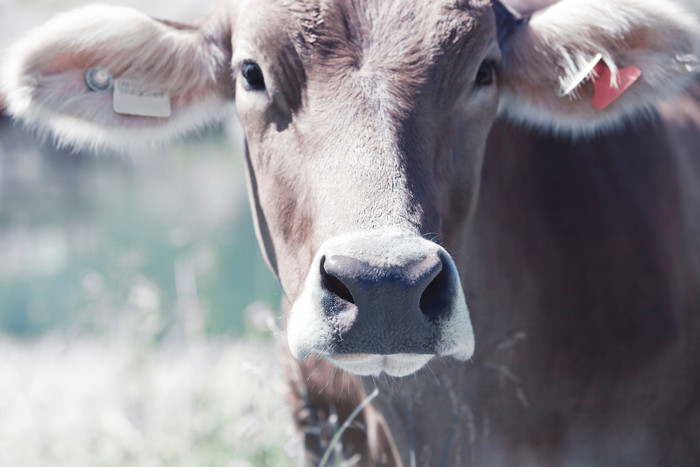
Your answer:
(85, 67), (114, 92)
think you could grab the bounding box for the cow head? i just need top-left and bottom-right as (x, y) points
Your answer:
(2, 0), (697, 376)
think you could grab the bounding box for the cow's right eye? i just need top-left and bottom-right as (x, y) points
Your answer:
(242, 62), (265, 90)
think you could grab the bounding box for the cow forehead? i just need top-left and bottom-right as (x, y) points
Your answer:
(297, 0), (493, 52)
(235, 0), (496, 119)
(237, 0), (495, 68)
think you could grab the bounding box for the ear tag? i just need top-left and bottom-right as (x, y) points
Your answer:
(675, 53), (699, 73)
(112, 79), (171, 118)
(591, 61), (642, 110)
(85, 67), (113, 92)
(559, 53), (603, 97)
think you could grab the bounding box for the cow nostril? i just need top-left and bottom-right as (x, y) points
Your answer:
(325, 274), (356, 304)
(419, 267), (450, 321)
(320, 257), (355, 304)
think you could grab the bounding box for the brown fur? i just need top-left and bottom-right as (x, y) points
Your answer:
(241, 2), (700, 464)
(3, 0), (699, 464)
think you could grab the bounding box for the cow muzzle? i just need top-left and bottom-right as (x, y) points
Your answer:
(287, 231), (474, 377)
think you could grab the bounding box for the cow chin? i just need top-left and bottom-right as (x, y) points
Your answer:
(326, 354), (434, 377)
(286, 231), (475, 376)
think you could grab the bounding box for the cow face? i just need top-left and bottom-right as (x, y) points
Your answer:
(2, 0), (697, 376)
(234, 0), (499, 375)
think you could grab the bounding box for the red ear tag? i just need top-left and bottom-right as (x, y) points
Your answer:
(591, 61), (642, 110)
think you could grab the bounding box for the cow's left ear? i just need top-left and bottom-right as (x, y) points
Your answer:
(1, 2), (233, 152)
(496, 0), (700, 135)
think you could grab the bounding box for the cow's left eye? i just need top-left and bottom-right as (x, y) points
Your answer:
(475, 60), (495, 86)
(242, 62), (266, 90)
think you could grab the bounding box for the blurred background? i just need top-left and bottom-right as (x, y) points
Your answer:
(0, 1), (292, 465)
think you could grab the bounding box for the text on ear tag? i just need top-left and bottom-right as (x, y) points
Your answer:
(591, 62), (642, 110)
(112, 79), (171, 118)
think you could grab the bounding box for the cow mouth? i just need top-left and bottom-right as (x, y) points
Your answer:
(326, 353), (434, 377)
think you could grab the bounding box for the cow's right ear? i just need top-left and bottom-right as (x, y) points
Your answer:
(1, 3), (233, 152)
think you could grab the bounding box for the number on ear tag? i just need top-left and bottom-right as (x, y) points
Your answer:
(112, 79), (171, 118)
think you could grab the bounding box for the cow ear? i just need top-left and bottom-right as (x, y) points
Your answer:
(1, 3), (233, 152)
(496, 0), (700, 135)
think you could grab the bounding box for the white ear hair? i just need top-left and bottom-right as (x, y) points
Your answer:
(498, 0), (700, 136)
(1, 3), (233, 153)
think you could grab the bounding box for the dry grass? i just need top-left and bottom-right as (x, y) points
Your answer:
(0, 333), (297, 466)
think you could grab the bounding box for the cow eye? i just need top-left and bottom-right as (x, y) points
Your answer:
(475, 60), (495, 86)
(242, 62), (265, 90)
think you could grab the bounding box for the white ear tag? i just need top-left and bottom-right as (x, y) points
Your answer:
(113, 79), (171, 118)
(558, 53), (603, 97)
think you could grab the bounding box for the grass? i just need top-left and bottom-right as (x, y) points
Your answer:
(0, 332), (297, 466)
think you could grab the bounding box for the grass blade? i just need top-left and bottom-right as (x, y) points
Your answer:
(318, 387), (380, 467)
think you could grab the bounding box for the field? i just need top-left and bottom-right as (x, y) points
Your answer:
(0, 332), (295, 466)
(0, 1), (297, 465)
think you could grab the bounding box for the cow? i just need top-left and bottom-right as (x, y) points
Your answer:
(2, 0), (700, 464)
